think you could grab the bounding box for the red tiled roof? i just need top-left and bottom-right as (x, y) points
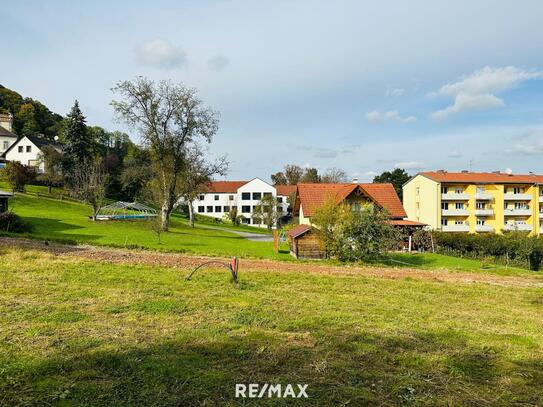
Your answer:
(296, 183), (406, 218)
(286, 224), (312, 238)
(389, 219), (426, 226)
(275, 184), (297, 196)
(204, 181), (248, 193)
(420, 171), (543, 184)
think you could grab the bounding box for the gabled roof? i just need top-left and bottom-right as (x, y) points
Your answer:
(295, 183), (406, 218)
(419, 171), (543, 184)
(204, 181), (248, 193)
(275, 184), (297, 196)
(0, 126), (17, 139)
(204, 181), (297, 195)
(3, 134), (62, 156)
(286, 224), (312, 238)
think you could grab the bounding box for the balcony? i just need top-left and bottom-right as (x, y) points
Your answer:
(442, 224), (470, 232)
(474, 209), (493, 216)
(504, 208), (531, 216)
(504, 193), (532, 200)
(475, 224), (494, 233)
(441, 209), (469, 216)
(503, 223), (532, 232)
(539, 212), (543, 219)
(441, 193), (470, 201)
(475, 192), (493, 200)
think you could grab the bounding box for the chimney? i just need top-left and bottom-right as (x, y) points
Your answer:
(461, 170), (469, 173)
(0, 112), (13, 132)
(351, 178), (359, 184)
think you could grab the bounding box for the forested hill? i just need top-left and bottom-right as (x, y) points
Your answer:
(0, 84), (63, 140)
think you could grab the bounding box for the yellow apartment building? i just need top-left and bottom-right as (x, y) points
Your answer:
(403, 171), (543, 235)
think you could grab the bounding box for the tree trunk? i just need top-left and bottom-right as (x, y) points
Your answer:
(188, 200), (195, 228)
(161, 201), (171, 231)
(48, 184), (52, 194)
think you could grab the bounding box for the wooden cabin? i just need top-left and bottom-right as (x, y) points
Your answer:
(287, 224), (325, 259)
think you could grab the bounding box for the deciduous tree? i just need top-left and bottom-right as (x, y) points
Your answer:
(111, 77), (219, 231)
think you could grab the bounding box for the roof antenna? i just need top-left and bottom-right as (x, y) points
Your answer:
(469, 159), (473, 171)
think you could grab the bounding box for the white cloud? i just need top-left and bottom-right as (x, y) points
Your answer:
(431, 93), (504, 120)
(429, 66), (543, 120)
(394, 161), (423, 170)
(510, 141), (543, 155)
(366, 110), (416, 123)
(208, 55), (230, 71)
(137, 39), (187, 69)
(385, 87), (404, 97)
(448, 150), (462, 158)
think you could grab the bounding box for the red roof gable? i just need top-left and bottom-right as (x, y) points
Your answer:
(275, 185), (297, 196)
(204, 181), (248, 193)
(420, 171), (543, 184)
(296, 183), (406, 218)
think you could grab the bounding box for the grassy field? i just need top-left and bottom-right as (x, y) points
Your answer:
(0, 247), (542, 405)
(5, 191), (291, 260)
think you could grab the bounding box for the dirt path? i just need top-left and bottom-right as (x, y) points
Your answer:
(1, 237), (542, 289)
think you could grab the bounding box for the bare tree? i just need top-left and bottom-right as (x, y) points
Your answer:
(177, 144), (228, 228)
(284, 164), (303, 185)
(321, 167), (348, 183)
(72, 159), (107, 221)
(111, 77), (219, 230)
(38, 145), (64, 194)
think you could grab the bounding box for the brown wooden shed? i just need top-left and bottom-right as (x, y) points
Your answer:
(287, 224), (325, 259)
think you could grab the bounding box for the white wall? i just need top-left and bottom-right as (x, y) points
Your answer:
(0, 136), (16, 154)
(5, 137), (44, 172)
(193, 178), (292, 228)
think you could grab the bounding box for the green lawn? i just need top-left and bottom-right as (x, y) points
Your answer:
(1, 247), (542, 405)
(6, 192), (289, 260)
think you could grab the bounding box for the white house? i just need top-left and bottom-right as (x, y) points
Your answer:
(195, 178), (297, 227)
(4, 135), (62, 172)
(0, 113), (18, 161)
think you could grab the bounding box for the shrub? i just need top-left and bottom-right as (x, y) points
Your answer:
(0, 212), (32, 233)
(433, 231), (543, 271)
(4, 162), (36, 192)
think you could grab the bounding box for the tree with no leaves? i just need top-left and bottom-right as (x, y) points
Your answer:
(321, 167), (348, 183)
(178, 144), (228, 228)
(111, 77), (219, 230)
(72, 159), (107, 221)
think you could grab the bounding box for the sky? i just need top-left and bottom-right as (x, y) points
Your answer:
(2, 0), (543, 181)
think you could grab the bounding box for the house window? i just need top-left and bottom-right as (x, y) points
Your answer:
(215, 205), (222, 212)
(198, 195), (204, 201)
(198, 206), (204, 213)
(455, 203), (464, 209)
(26, 146), (31, 153)
(242, 217), (250, 224)
(513, 187), (524, 194)
(441, 218), (448, 226)
(223, 206), (230, 212)
(454, 187), (463, 194)
(476, 202), (485, 209)
(277, 197), (283, 203)
(277, 206), (283, 213)
(441, 202), (449, 210)
(252, 218), (261, 225)
(352, 203), (361, 211)
(263, 192), (272, 198)
(206, 206), (213, 213)
(229, 195), (234, 201)
(454, 220), (464, 225)
(441, 186), (448, 194)
(242, 205), (251, 213)
(2, 141), (8, 150)
(416, 187), (420, 196)
(241, 192), (250, 200)
(214, 195), (219, 201)
(514, 202), (529, 210)
(18, 146), (23, 153)
(476, 218), (485, 225)
(252, 192), (262, 200)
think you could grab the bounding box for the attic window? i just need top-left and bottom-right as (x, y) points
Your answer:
(18, 146), (23, 153)
(26, 146), (31, 153)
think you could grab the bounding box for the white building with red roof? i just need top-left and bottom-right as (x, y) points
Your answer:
(195, 178), (296, 227)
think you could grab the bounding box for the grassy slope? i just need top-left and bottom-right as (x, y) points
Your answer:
(0, 248), (542, 405)
(7, 192), (290, 260)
